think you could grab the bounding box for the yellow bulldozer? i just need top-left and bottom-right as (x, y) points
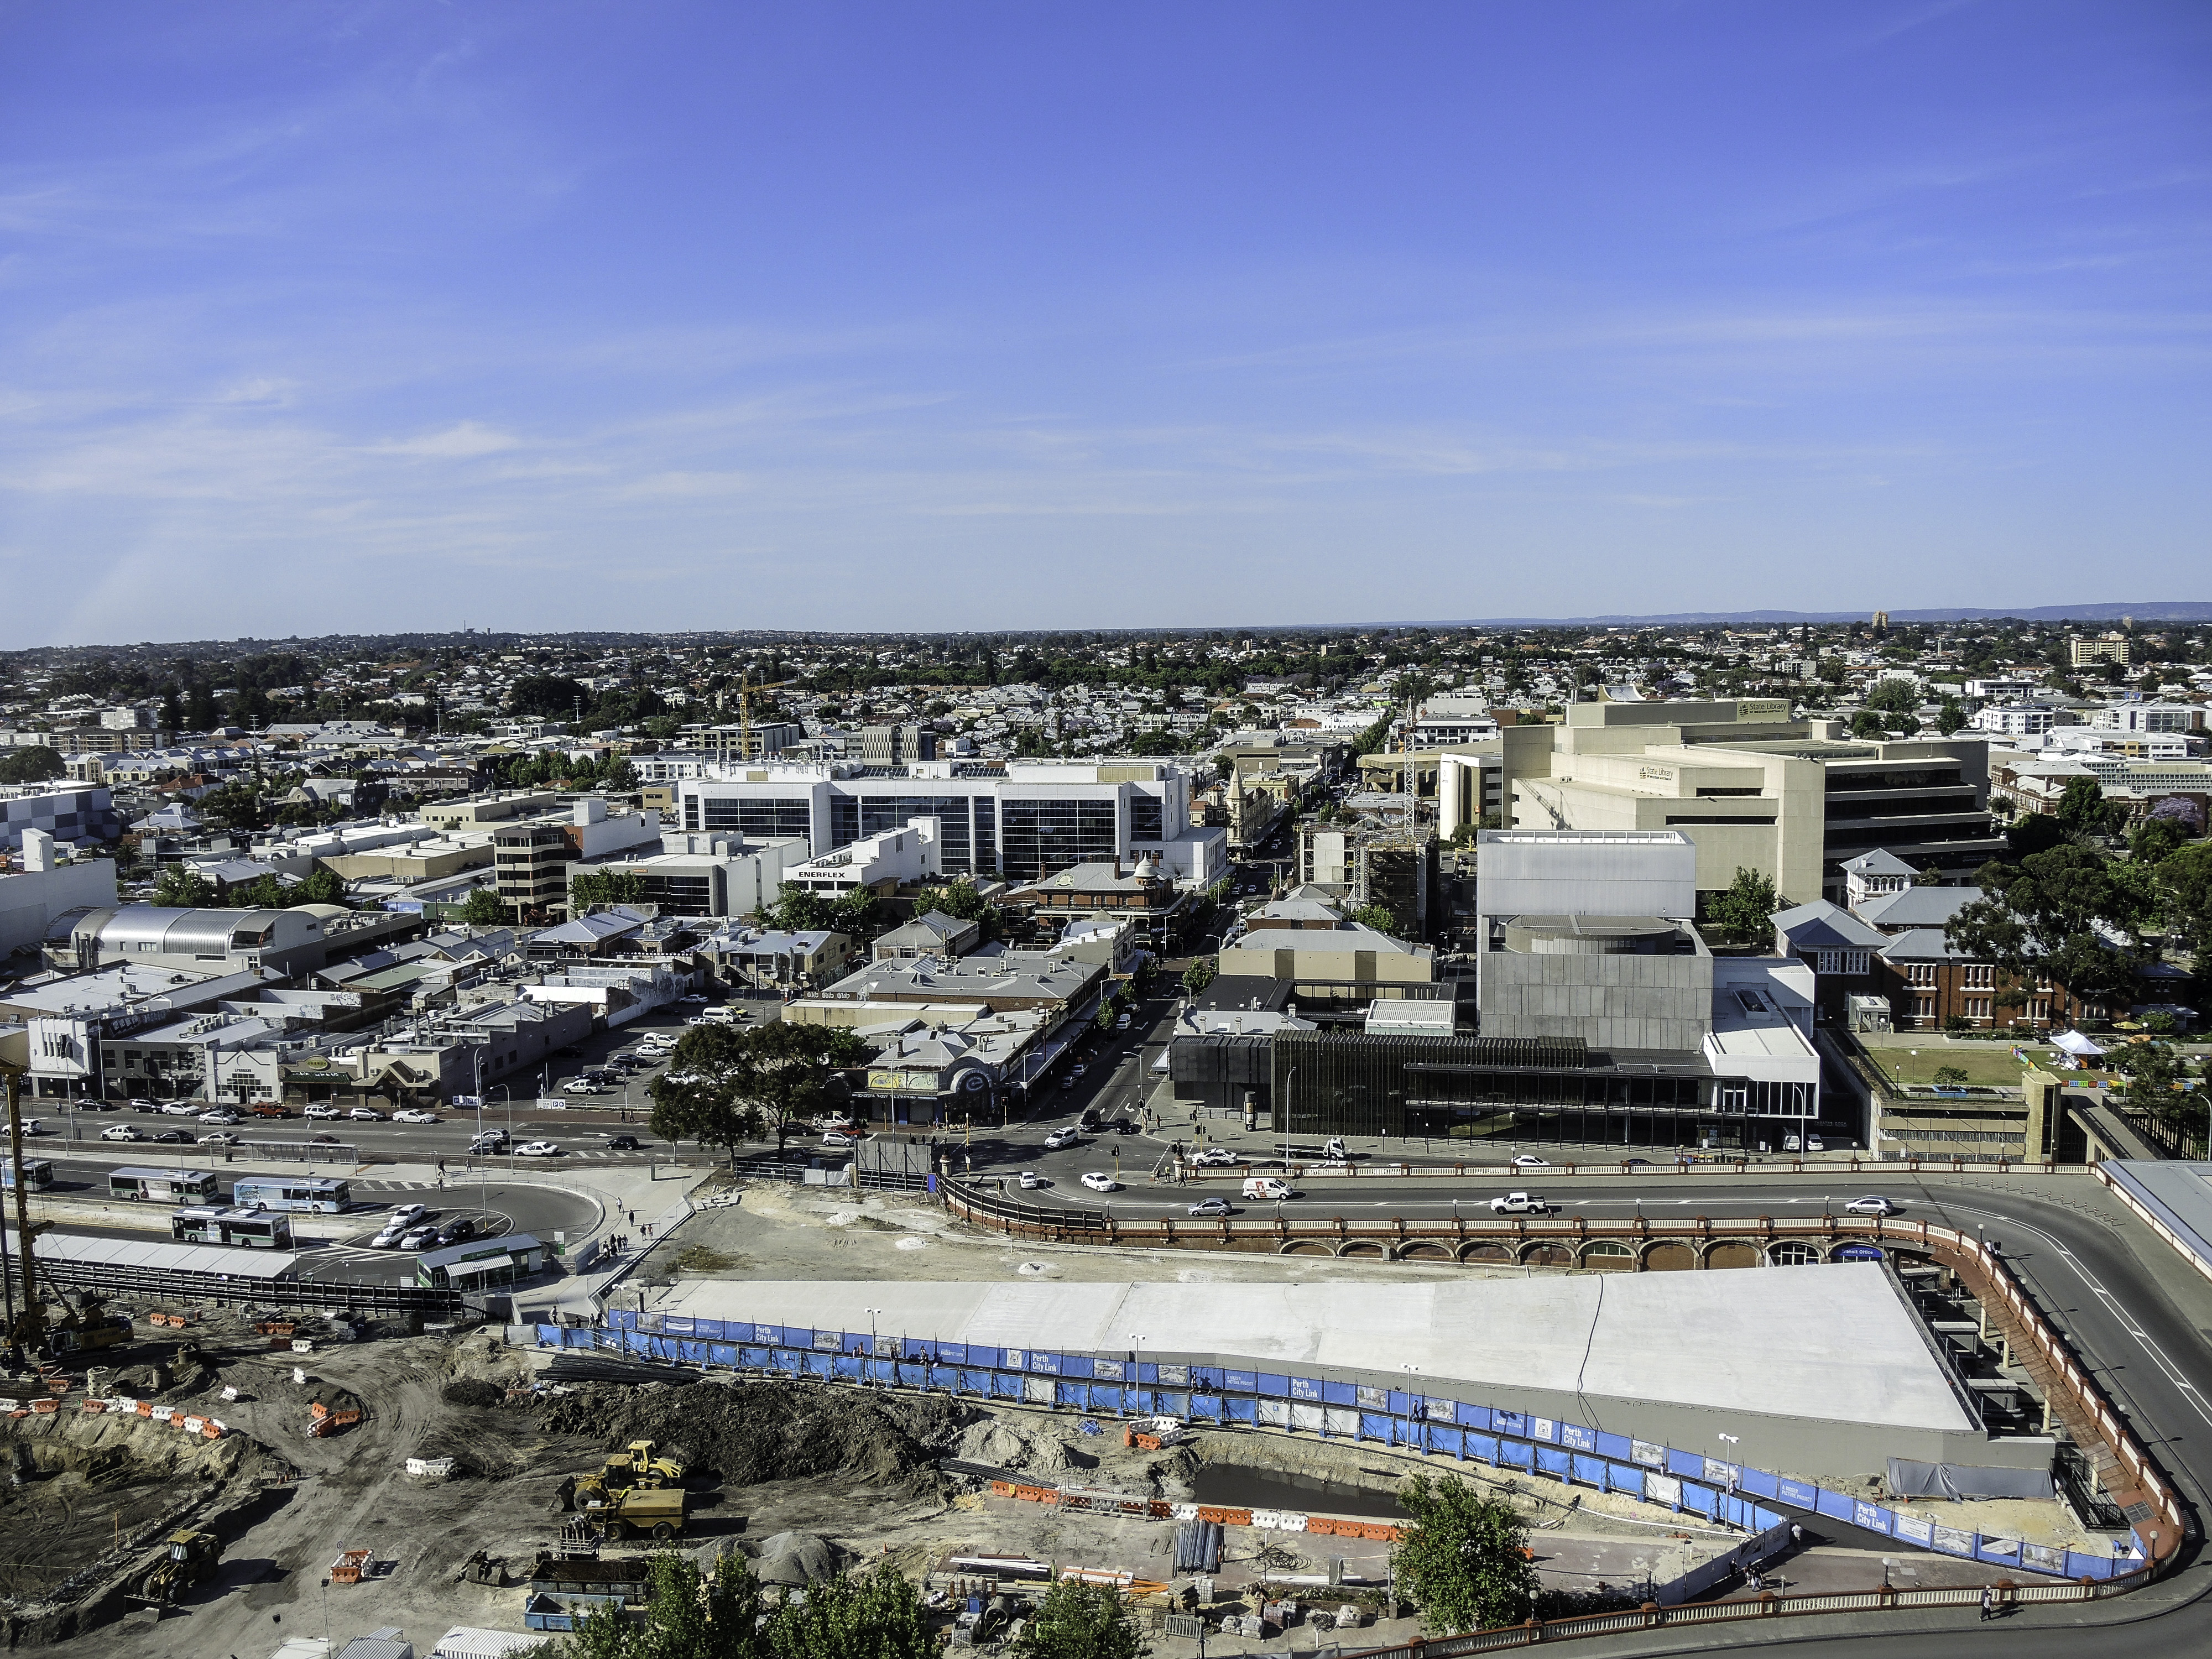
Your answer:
(129, 1530), (221, 1605)
(599, 1439), (685, 1489)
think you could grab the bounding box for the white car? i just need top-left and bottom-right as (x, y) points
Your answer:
(515, 1140), (562, 1158)
(562, 1079), (607, 1095)
(822, 1131), (857, 1150)
(1510, 1154), (1551, 1168)
(200, 1130), (240, 1146)
(160, 1102), (200, 1117)
(102, 1124), (143, 1141)
(371, 1220), (409, 1248)
(1190, 1147), (1238, 1167)
(305, 1104), (342, 1120)
(347, 1107), (385, 1121)
(1187, 1197), (1232, 1218)
(680, 993), (707, 1004)
(1844, 1196), (1898, 1216)
(1044, 1128), (1079, 1150)
(198, 1109), (241, 1125)
(393, 1109), (440, 1125)
(1489, 1192), (1551, 1215)
(388, 1202), (426, 1227)
(1018, 1171), (1042, 1190)
(1081, 1172), (1118, 1193)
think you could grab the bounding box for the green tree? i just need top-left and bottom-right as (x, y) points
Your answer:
(1013, 1577), (1149, 1659)
(1349, 903), (1400, 935)
(460, 886), (509, 927)
(1932, 1065), (1970, 1088)
(571, 867), (647, 911)
(763, 885), (828, 933)
(0, 747), (66, 785)
(296, 865), (348, 907)
(827, 889), (879, 938)
(1947, 843), (2137, 1011)
(1864, 679), (1919, 714)
(1707, 866), (1779, 945)
(1392, 1473), (1540, 1635)
(232, 873), (288, 909)
(2131, 814), (2189, 868)
(760, 1562), (935, 1659)
(2055, 776), (2109, 836)
(648, 1021), (870, 1157)
(561, 1551), (933, 1659)
(1181, 957), (1217, 997)
(2157, 841), (2212, 963)
(1934, 695), (1969, 736)
(911, 877), (1002, 942)
(1848, 709), (1888, 740)
(153, 866), (216, 908)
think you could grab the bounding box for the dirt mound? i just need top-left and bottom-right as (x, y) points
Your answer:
(751, 1530), (849, 1585)
(536, 1381), (971, 1494)
(441, 1378), (504, 1408)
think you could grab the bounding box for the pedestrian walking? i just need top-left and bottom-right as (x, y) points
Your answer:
(1979, 1585), (1995, 1621)
(1790, 1522), (1804, 1550)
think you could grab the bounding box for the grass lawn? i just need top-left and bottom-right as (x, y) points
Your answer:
(1867, 1045), (2060, 1089)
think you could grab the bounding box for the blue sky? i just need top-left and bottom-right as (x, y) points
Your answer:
(2, 1), (2206, 645)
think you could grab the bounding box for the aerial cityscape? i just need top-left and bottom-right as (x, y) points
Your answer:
(1, 6), (2208, 1659)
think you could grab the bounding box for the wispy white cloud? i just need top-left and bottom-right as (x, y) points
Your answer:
(367, 421), (521, 458)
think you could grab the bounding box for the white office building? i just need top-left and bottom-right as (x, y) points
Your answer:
(672, 761), (1226, 885)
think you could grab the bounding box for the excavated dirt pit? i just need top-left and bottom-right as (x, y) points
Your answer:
(535, 1380), (975, 1495)
(0, 1409), (265, 1605)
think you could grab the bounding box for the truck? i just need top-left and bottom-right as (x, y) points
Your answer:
(1488, 1192), (1551, 1215)
(574, 1481), (687, 1542)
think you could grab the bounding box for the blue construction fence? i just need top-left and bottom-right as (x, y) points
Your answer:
(545, 1312), (2122, 1584)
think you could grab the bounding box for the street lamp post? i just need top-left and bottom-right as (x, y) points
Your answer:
(1717, 1432), (1740, 1496)
(864, 1306), (881, 1384)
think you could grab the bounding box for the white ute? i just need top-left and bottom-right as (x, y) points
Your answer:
(1488, 1192), (1551, 1215)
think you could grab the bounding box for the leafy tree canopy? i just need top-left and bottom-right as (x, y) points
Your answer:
(0, 746), (66, 785)
(1012, 1577), (1150, 1659)
(558, 1551), (933, 1659)
(460, 886), (509, 927)
(648, 1020), (870, 1157)
(153, 866), (216, 909)
(1392, 1473), (1540, 1635)
(1706, 865), (1779, 945)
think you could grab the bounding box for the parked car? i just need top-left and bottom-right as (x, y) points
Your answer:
(1115, 1014), (1131, 1030)
(1489, 1192), (1551, 1215)
(607, 1134), (640, 1151)
(1190, 1147), (1238, 1167)
(160, 1102), (199, 1117)
(399, 1224), (440, 1251)
(371, 1220), (409, 1249)
(680, 993), (707, 1004)
(101, 1124), (143, 1142)
(516, 1140), (562, 1158)
(198, 1109), (241, 1125)
(1044, 1127), (1079, 1150)
(562, 1079), (607, 1095)
(393, 1109), (440, 1125)
(304, 1104), (342, 1120)
(435, 1217), (477, 1246)
(1186, 1196), (1233, 1218)
(347, 1107), (385, 1121)
(1080, 1172), (1118, 1193)
(1018, 1171), (1042, 1190)
(388, 1203), (426, 1227)
(1071, 1063), (1086, 1078)
(1510, 1154), (1551, 1169)
(153, 1129), (195, 1144)
(1844, 1196), (1898, 1216)
(126, 1098), (158, 1114)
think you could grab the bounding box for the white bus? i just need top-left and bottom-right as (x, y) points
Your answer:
(108, 1166), (221, 1204)
(170, 1207), (296, 1249)
(231, 1176), (352, 1214)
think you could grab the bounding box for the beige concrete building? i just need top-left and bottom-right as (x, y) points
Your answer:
(1506, 700), (2000, 906)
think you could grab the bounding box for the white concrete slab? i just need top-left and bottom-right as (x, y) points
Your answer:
(655, 1261), (1975, 1434)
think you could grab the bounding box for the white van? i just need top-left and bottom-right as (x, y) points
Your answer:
(1242, 1177), (1292, 1201)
